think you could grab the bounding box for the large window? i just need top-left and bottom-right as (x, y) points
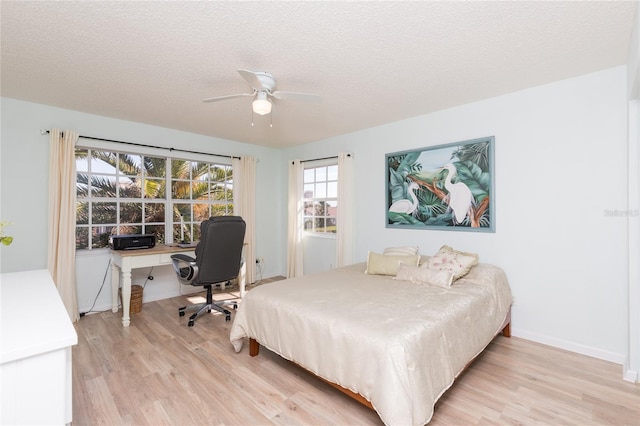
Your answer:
(75, 148), (233, 250)
(303, 163), (338, 234)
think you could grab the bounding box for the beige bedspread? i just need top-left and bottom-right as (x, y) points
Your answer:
(230, 261), (512, 426)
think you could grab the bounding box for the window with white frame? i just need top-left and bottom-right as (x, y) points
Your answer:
(303, 163), (338, 234)
(75, 148), (233, 250)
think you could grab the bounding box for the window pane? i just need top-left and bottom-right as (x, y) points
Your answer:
(76, 227), (89, 250)
(76, 202), (88, 225)
(119, 225), (142, 235)
(316, 166), (327, 182)
(192, 162), (209, 181)
(211, 204), (228, 216)
(174, 204), (191, 221)
(144, 156), (165, 178)
(326, 217), (337, 233)
(315, 182), (326, 198)
(327, 181), (338, 198)
(119, 176), (141, 198)
(145, 203), (165, 223)
(143, 178), (165, 199)
(304, 201), (314, 215)
(92, 202), (117, 224)
(193, 203), (209, 222)
(91, 175), (118, 198)
(145, 225), (165, 243)
(119, 153), (142, 177)
(304, 218), (313, 231)
(76, 149), (88, 172)
(174, 223), (190, 243)
(91, 226), (115, 248)
(171, 159), (190, 179)
(193, 223), (202, 241)
(76, 173), (89, 198)
(192, 181), (209, 200)
(304, 183), (314, 198)
(327, 165), (338, 180)
(172, 179), (190, 199)
(304, 168), (315, 183)
(91, 151), (117, 174)
(326, 200), (337, 217)
(314, 217), (325, 232)
(119, 203), (141, 224)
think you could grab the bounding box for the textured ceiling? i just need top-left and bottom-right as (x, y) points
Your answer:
(1, 1), (636, 148)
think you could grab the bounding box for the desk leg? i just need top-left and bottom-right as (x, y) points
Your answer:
(111, 263), (120, 313)
(120, 270), (132, 327)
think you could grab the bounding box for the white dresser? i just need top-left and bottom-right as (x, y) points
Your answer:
(1, 269), (78, 425)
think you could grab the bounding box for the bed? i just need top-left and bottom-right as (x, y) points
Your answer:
(230, 251), (512, 426)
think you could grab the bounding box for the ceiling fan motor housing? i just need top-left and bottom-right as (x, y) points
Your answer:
(254, 72), (276, 92)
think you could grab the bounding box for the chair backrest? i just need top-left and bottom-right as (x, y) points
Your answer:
(194, 216), (246, 285)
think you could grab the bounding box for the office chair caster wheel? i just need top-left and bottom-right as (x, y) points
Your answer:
(178, 306), (186, 317)
(225, 314), (231, 322)
(188, 320), (195, 327)
(232, 303), (238, 310)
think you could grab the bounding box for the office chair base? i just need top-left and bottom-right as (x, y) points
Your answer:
(178, 301), (237, 326)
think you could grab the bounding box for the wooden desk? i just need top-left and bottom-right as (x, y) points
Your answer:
(1, 269), (78, 425)
(110, 244), (246, 327)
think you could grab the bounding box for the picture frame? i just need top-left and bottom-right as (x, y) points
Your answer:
(385, 136), (495, 232)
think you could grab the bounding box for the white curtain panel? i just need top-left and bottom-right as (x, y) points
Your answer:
(232, 156), (257, 285)
(336, 152), (354, 267)
(47, 129), (79, 322)
(287, 160), (304, 278)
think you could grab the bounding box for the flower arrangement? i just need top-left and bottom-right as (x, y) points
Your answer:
(0, 221), (13, 246)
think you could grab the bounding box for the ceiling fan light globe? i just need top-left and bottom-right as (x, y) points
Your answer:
(252, 98), (272, 115)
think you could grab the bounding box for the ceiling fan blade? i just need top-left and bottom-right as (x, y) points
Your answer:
(202, 93), (253, 103)
(271, 91), (321, 102)
(237, 69), (267, 90)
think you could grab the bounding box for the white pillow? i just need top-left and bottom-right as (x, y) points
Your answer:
(383, 246), (419, 256)
(394, 263), (455, 288)
(365, 251), (420, 276)
(422, 245), (478, 281)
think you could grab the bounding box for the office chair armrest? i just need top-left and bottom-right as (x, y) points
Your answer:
(171, 253), (195, 263)
(171, 254), (199, 284)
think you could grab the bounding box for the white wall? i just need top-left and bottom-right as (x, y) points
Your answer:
(285, 66), (630, 366)
(626, 4), (640, 383)
(0, 98), (286, 312)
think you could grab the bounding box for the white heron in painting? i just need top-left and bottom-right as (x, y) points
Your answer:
(442, 163), (473, 224)
(389, 181), (420, 215)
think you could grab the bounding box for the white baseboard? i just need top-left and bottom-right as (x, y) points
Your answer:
(624, 369), (638, 383)
(511, 327), (626, 365)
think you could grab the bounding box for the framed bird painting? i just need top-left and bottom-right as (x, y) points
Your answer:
(385, 136), (495, 232)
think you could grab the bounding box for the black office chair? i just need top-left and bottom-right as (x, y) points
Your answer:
(171, 216), (246, 326)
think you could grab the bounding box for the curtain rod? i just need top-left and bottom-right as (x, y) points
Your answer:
(41, 130), (239, 159)
(298, 153), (351, 164)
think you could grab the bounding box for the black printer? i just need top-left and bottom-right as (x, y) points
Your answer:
(109, 234), (156, 250)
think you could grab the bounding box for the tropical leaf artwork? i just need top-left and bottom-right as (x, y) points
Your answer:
(386, 137), (494, 231)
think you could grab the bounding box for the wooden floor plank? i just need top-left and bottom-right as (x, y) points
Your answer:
(72, 280), (640, 425)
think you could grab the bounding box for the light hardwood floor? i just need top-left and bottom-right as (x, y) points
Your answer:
(73, 281), (640, 425)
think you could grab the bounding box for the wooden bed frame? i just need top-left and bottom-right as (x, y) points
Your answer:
(247, 309), (512, 410)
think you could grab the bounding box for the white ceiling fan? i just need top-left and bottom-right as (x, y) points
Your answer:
(202, 69), (320, 116)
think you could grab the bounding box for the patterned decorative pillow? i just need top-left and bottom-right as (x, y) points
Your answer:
(365, 251), (420, 276)
(383, 246), (419, 256)
(422, 245), (478, 281)
(394, 263), (455, 288)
